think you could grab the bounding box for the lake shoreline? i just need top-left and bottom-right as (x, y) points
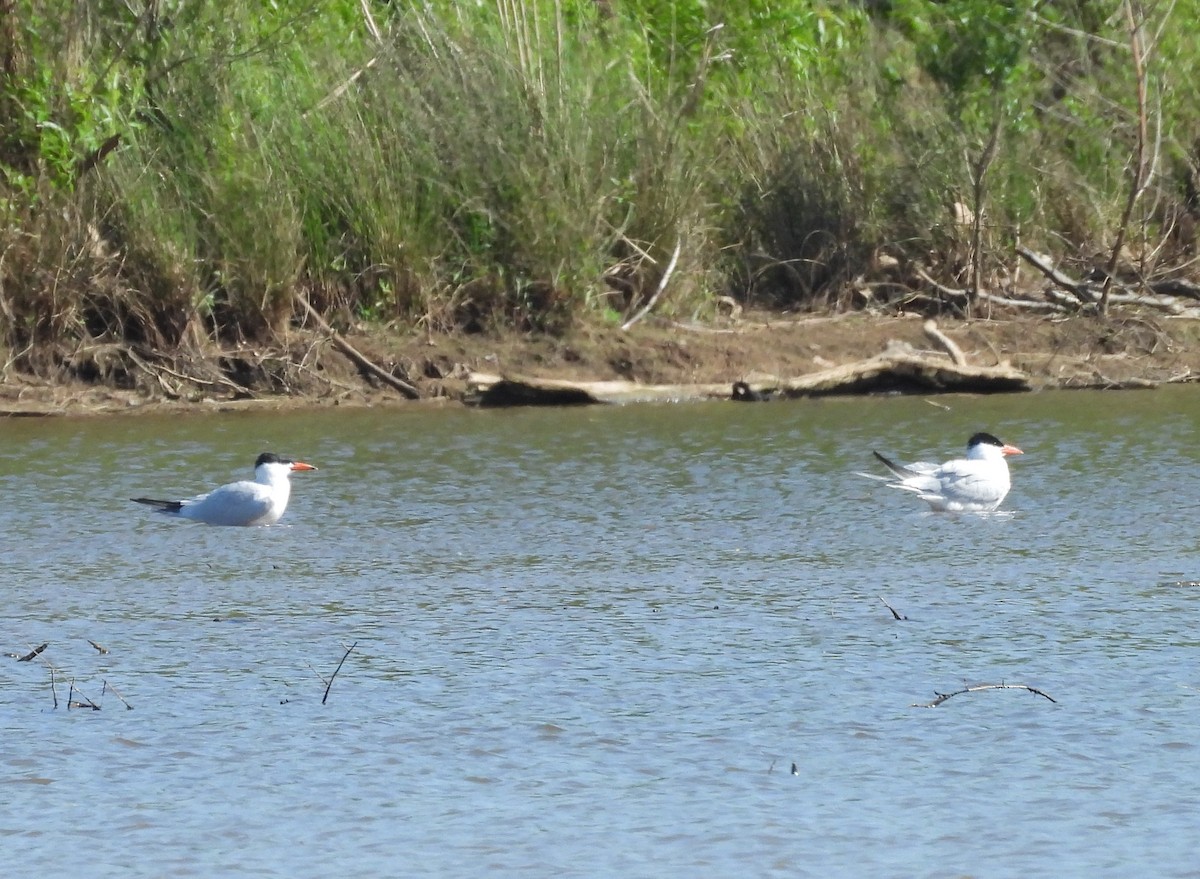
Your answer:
(4, 310), (1199, 416)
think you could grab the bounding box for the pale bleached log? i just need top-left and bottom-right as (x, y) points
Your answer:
(466, 352), (1029, 407)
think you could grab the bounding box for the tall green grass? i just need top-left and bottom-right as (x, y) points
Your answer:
(2, 0), (1198, 365)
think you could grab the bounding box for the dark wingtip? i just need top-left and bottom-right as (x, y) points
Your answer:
(872, 450), (911, 479)
(132, 497), (183, 513)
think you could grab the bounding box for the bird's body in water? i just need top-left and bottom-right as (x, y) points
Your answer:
(132, 452), (317, 526)
(731, 381), (774, 402)
(862, 432), (1023, 512)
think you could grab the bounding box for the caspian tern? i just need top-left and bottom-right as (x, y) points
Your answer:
(132, 452), (317, 526)
(863, 432), (1023, 512)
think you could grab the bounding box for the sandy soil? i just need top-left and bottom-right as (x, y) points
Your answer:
(2, 310), (1198, 416)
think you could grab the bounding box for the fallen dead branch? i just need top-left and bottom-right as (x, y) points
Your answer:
(1016, 247), (1094, 302)
(922, 319), (967, 366)
(323, 641), (358, 705)
(914, 267), (1068, 313)
(913, 682), (1057, 708)
(1015, 248), (1197, 315)
(296, 294), (420, 400)
(1148, 278), (1200, 298)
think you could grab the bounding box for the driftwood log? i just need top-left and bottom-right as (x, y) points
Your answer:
(466, 350), (1029, 407)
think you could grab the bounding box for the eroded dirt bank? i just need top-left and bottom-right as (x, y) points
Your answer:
(3, 311), (1198, 416)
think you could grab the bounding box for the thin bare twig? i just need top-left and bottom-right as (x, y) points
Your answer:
(1101, 0), (1152, 314)
(102, 680), (133, 711)
(68, 678), (102, 710)
(968, 110), (1003, 310)
(915, 266), (1069, 313)
(305, 660), (330, 688)
(322, 641), (359, 705)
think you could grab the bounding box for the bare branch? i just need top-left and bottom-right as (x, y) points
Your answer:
(1101, 0), (1153, 314)
(296, 294), (420, 399)
(322, 641), (359, 705)
(922, 319), (967, 366)
(913, 682), (1057, 708)
(102, 680), (133, 711)
(621, 239), (683, 331)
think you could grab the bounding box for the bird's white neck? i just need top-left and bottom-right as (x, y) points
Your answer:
(255, 462), (294, 488)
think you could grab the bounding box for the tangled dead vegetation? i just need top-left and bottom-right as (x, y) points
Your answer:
(2, 307), (1200, 416)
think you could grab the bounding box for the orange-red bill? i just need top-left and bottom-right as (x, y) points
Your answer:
(290, 461), (318, 472)
(1001, 445), (1024, 456)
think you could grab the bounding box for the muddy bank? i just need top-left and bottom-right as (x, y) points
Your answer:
(2, 311), (1197, 416)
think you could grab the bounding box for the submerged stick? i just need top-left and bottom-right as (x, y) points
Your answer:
(50, 666), (58, 709)
(913, 682), (1057, 709)
(102, 680), (133, 710)
(88, 639), (110, 655)
(322, 641), (358, 705)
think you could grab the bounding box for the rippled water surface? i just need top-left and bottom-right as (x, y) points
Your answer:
(3, 389), (1200, 878)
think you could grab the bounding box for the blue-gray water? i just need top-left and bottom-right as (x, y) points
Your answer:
(2, 389), (1199, 878)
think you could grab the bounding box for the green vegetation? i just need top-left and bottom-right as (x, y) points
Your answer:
(1, 0), (1196, 366)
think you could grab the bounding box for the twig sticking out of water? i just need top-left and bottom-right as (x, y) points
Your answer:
(37, 655), (63, 708)
(323, 641), (358, 705)
(878, 596), (908, 621)
(68, 679), (101, 711)
(17, 643), (48, 662)
(102, 680), (133, 710)
(913, 682), (1057, 709)
(88, 640), (110, 655)
(305, 661), (330, 688)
